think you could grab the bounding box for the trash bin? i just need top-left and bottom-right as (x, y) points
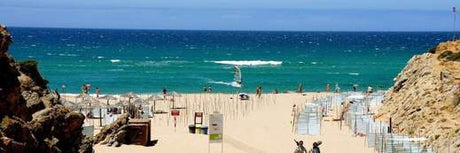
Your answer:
(201, 126), (208, 135)
(195, 124), (202, 134)
(188, 124), (196, 134)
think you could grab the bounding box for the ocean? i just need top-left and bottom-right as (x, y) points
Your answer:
(7, 27), (452, 94)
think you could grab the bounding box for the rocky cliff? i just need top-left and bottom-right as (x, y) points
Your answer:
(0, 27), (93, 153)
(377, 41), (460, 153)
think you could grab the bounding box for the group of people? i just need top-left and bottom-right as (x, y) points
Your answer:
(203, 85), (213, 93)
(81, 84), (91, 94)
(294, 139), (322, 153)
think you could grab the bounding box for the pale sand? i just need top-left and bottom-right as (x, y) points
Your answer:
(66, 93), (373, 153)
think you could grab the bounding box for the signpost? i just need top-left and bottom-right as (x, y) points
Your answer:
(171, 110), (180, 132)
(195, 112), (203, 126)
(209, 112), (223, 153)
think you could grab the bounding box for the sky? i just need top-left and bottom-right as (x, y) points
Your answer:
(0, 0), (458, 31)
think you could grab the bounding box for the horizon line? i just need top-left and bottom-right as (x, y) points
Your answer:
(8, 26), (457, 33)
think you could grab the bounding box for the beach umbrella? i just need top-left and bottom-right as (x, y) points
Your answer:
(75, 93), (91, 99)
(121, 92), (139, 107)
(99, 95), (118, 105)
(115, 100), (130, 107)
(95, 96), (118, 127)
(132, 98), (149, 105)
(121, 92), (139, 99)
(146, 95), (163, 101)
(80, 96), (102, 108)
(346, 94), (365, 100)
(168, 91), (181, 108)
(168, 91), (181, 97)
(146, 95), (163, 113)
(62, 100), (78, 110)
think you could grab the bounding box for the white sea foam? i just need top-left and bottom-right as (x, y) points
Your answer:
(211, 60), (282, 66)
(136, 60), (190, 67)
(97, 56), (104, 59)
(58, 53), (78, 57)
(209, 81), (241, 88)
(107, 69), (124, 72)
(326, 72), (340, 75)
(348, 73), (360, 76)
(110, 59), (121, 63)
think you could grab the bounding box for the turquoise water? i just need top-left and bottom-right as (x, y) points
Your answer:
(8, 28), (451, 94)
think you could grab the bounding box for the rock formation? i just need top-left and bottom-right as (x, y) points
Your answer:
(93, 114), (129, 147)
(0, 25), (93, 153)
(377, 40), (460, 153)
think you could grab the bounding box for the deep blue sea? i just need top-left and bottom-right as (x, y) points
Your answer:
(7, 27), (452, 94)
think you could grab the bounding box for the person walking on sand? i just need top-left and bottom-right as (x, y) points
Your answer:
(310, 141), (322, 153)
(96, 87), (100, 98)
(81, 85), (87, 95)
(297, 83), (303, 93)
(162, 87), (167, 99)
(293, 139), (307, 153)
(353, 84), (358, 92)
(367, 86), (373, 93)
(335, 83), (341, 93)
(256, 85), (262, 98)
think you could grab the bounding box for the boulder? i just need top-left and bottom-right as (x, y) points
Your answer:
(94, 114), (129, 147)
(0, 27), (93, 153)
(378, 40), (460, 153)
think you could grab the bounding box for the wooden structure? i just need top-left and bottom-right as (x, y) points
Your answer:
(127, 119), (151, 146)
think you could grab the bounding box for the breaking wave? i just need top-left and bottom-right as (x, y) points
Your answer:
(209, 81), (241, 88)
(110, 59), (121, 63)
(210, 60), (282, 66)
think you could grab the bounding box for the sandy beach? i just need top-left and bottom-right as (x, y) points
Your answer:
(62, 93), (374, 153)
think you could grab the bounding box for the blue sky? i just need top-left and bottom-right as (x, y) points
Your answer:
(0, 0), (458, 31)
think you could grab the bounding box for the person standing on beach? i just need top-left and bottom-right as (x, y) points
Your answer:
(256, 86), (262, 98)
(81, 85), (86, 95)
(208, 85), (212, 93)
(335, 83), (341, 93)
(367, 86), (373, 93)
(310, 141), (322, 153)
(162, 87), (167, 99)
(297, 83), (303, 93)
(326, 84), (330, 92)
(352, 84), (358, 92)
(96, 87), (100, 98)
(293, 139), (307, 153)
